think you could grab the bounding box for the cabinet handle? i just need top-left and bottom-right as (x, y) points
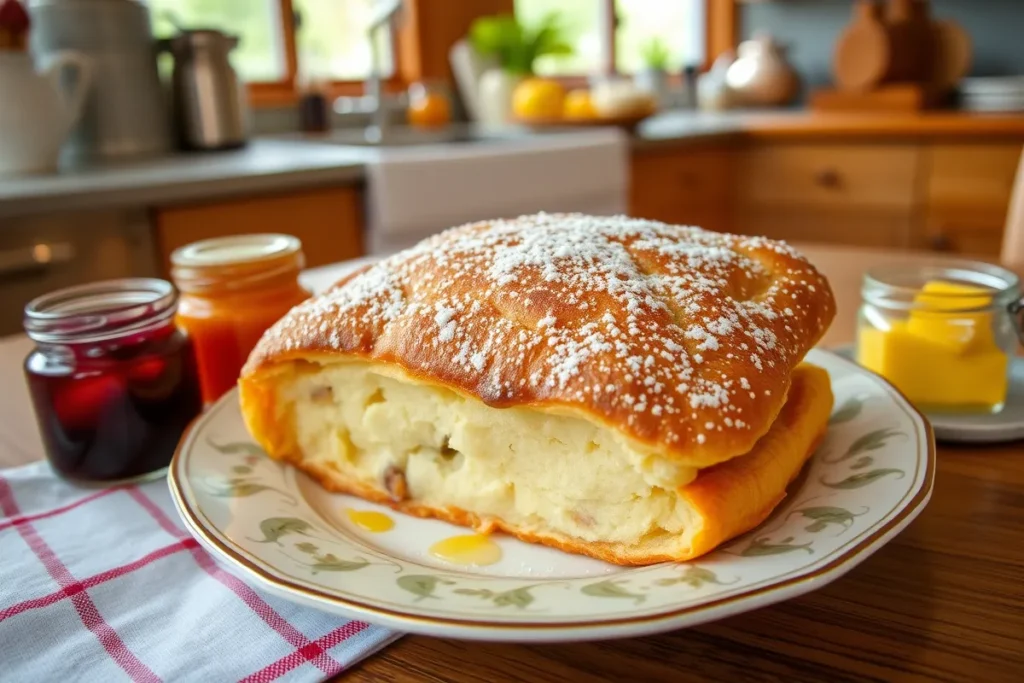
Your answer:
(814, 169), (841, 189)
(928, 234), (953, 252)
(0, 242), (75, 278)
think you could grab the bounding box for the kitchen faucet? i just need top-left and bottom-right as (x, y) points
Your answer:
(334, 0), (405, 142)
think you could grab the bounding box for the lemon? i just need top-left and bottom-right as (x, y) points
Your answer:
(563, 89), (597, 120)
(512, 78), (566, 121)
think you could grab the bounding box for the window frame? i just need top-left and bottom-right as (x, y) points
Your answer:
(524, 0), (730, 81)
(248, 0), (406, 107)
(244, 0), (733, 107)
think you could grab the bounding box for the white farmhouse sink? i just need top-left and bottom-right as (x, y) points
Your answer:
(308, 124), (522, 147)
(282, 125), (630, 255)
(360, 126), (629, 254)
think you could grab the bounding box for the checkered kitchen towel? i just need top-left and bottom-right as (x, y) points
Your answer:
(0, 462), (400, 682)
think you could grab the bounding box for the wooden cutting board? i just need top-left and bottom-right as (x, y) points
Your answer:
(885, 0), (933, 82)
(930, 18), (972, 93)
(833, 0), (891, 92)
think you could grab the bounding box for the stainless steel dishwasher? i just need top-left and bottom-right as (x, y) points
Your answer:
(0, 209), (160, 336)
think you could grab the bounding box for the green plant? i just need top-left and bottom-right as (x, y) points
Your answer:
(469, 12), (572, 76)
(640, 37), (672, 71)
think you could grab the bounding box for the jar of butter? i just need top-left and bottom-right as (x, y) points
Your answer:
(857, 261), (1022, 414)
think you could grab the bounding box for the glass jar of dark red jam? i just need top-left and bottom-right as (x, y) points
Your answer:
(23, 279), (203, 484)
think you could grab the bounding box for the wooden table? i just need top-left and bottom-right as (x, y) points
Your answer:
(2, 246), (1022, 681)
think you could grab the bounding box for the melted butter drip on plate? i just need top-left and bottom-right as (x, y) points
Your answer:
(429, 534), (502, 566)
(345, 508), (394, 533)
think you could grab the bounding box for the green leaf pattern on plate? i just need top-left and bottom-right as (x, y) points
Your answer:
(742, 536), (814, 556)
(580, 580), (646, 604)
(829, 395), (864, 425)
(455, 585), (544, 609)
(308, 556), (371, 573)
(822, 468), (905, 489)
(826, 427), (904, 463)
(205, 480), (297, 504)
(293, 543), (371, 573)
(398, 575), (455, 601)
(202, 439), (297, 504)
(248, 517), (315, 545)
(654, 566), (734, 588)
(794, 506), (866, 533)
(208, 440), (267, 458)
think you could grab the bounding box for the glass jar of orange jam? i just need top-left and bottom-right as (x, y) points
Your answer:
(171, 235), (311, 404)
(856, 261), (1023, 414)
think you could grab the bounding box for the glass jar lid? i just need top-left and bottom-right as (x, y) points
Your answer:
(862, 259), (1021, 312)
(24, 278), (177, 344)
(171, 234), (305, 295)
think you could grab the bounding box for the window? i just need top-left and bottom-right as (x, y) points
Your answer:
(514, 0), (706, 76)
(615, 0), (704, 73)
(148, 0), (288, 82)
(147, 0), (388, 87)
(146, 1), (714, 105)
(515, 0), (604, 77)
(293, 0), (393, 81)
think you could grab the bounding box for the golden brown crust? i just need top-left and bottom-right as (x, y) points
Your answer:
(243, 214), (835, 468)
(680, 363), (832, 559)
(262, 364), (832, 565)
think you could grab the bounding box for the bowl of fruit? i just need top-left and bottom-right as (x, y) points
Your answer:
(512, 76), (657, 130)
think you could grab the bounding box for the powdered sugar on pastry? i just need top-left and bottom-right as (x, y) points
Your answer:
(247, 213), (835, 467)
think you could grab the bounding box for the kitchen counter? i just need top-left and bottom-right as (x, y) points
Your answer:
(3, 111), (1023, 221)
(634, 109), (1024, 148)
(0, 139), (366, 220)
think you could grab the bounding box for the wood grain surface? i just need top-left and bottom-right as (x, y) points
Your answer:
(340, 245), (1024, 683)
(730, 111), (1024, 140)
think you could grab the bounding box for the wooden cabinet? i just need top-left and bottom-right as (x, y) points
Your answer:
(630, 146), (733, 232)
(630, 138), (1023, 254)
(733, 143), (920, 247)
(919, 143), (1022, 256)
(735, 144), (920, 209)
(733, 205), (916, 248)
(152, 185), (364, 275)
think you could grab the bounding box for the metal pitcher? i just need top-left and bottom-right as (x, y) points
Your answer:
(159, 30), (249, 151)
(28, 0), (173, 165)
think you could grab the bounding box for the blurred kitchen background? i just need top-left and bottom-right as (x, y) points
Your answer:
(2, 0), (1024, 334)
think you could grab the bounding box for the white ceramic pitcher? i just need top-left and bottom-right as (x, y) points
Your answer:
(0, 51), (93, 175)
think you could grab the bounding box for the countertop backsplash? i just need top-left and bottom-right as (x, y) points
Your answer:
(742, 0), (1024, 101)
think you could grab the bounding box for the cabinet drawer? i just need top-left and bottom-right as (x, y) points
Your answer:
(920, 144), (1021, 255)
(925, 143), (1021, 211)
(0, 210), (158, 336)
(920, 207), (1006, 257)
(736, 144), (920, 209)
(734, 205), (915, 249)
(153, 185), (365, 276)
(630, 147), (732, 228)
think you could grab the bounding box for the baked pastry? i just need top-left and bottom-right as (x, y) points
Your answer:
(239, 214), (836, 565)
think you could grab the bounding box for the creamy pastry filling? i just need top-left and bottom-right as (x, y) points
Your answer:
(282, 360), (700, 546)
